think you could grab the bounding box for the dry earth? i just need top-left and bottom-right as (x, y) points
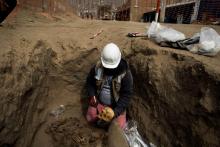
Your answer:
(0, 8), (220, 147)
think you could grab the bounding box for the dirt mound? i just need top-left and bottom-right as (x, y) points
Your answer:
(127, 41), (220, 147)
(0, 40), (54, 146)
(0, 38), (103, 147)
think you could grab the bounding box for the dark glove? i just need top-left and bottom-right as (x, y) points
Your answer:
(89, 96), (98, 107)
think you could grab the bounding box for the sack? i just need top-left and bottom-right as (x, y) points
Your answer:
(147, 21), (164, 39)
(155, 28), (186, 43)
(187, 27), (220, 56)
(123, 120), (156, 147)
(147, 23), (220, 56)
(147, 22), (185, 43)
(198, 27), (220, 55)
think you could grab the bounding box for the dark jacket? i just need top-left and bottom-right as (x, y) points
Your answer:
(86, 59), (133, 117)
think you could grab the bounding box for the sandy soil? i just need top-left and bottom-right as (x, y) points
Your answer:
(0, 8), (220, 147)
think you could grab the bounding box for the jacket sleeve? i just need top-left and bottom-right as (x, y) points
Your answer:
(86, 66), (96, 97)
(113, 69), (133, 117)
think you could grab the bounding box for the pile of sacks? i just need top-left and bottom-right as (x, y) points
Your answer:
(147, 21), (220, 56)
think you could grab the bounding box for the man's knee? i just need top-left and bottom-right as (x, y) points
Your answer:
(86, 106), (97, 122)
(116, 112), (126, 129)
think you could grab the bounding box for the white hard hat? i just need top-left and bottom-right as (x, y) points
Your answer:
(101, 43), (121, 69)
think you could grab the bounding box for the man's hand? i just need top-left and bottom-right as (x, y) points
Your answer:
(98, 107), (115, 122)
(89, 96), (98, 107)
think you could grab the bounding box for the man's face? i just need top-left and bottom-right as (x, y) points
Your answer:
(103, 67), (116, 76)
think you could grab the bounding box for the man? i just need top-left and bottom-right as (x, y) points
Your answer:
(86, 43), (133, 129)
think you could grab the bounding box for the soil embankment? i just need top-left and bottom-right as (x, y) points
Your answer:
(127, 40), (220, 146)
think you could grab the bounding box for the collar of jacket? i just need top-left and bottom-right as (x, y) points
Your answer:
(94, 60), (127, 102)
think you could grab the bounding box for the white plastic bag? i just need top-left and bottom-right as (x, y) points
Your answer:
(147, 21), (164, 38)
(198, 27), (220, 55)
(156, 28), (186, 43)
(147, 21), (185, 43)
(123, 120), (156, 147)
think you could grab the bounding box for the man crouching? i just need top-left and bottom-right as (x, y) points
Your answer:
(86, 43), (133, 129)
